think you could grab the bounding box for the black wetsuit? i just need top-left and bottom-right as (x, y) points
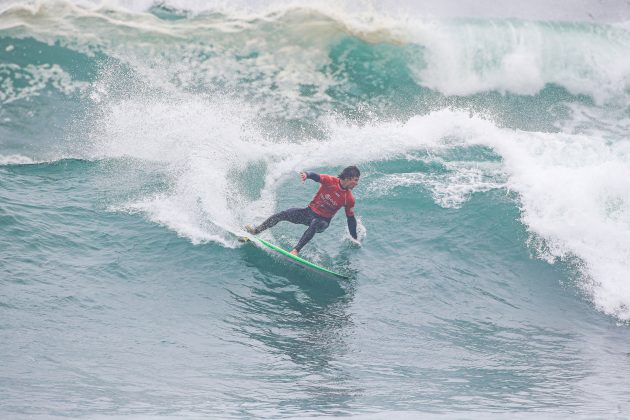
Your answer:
(254, 207), (331, 252)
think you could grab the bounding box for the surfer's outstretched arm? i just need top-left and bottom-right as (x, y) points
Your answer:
(300, 171), (321, 183)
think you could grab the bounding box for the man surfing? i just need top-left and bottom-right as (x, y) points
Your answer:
(245, 165), (360, 255)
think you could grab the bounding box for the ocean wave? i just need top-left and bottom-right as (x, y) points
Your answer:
(80, 87), (630, 319)
(2, 1), (630, 320)
(1, 0), (629, 109)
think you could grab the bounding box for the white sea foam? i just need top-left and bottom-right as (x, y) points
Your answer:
(0, 154), (40, 165)
(88, 94), (266, 243)
(365, 161), (506, 208)
(409, 19), (630, 106)
(0, 63), (88, 104)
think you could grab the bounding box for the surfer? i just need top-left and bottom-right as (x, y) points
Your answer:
(245, 166), (360, 255)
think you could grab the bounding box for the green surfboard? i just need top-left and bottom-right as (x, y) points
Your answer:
(240, 236), (349, 280)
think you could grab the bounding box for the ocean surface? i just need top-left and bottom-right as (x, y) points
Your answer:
(2, 1), (630, 418)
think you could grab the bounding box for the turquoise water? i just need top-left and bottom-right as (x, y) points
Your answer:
(2, 2), (630, 418)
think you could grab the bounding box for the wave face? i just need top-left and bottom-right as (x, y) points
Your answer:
(2, 1), (630, 418)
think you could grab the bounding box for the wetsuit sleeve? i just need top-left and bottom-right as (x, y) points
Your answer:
(347, 216), (358, 240)
(344, 194), (355, 217)
(306, 172), (321, 182)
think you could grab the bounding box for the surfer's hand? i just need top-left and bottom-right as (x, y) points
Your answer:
(299, 171), (307, 183)
(348, 237), (361, 247)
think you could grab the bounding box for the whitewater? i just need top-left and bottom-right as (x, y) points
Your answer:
(2, 1), (630, 418)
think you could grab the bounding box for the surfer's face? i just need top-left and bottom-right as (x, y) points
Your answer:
(341, 176), (359, 190)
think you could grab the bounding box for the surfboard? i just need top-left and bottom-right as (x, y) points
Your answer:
(239, 236), (350, 280)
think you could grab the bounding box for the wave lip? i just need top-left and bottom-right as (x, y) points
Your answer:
(416, 110), (630, 321)
(409, 19), (630, 105)
(0, 154), (41, 165)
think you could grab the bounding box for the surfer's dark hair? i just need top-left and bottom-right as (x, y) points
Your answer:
(338, 165), (360, 180)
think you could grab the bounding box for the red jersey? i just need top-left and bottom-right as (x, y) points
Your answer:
(308, 174), (355, 219)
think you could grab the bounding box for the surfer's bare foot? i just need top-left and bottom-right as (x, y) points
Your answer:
(290, 249), (299, 256)
(244, 224), (257, 234)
